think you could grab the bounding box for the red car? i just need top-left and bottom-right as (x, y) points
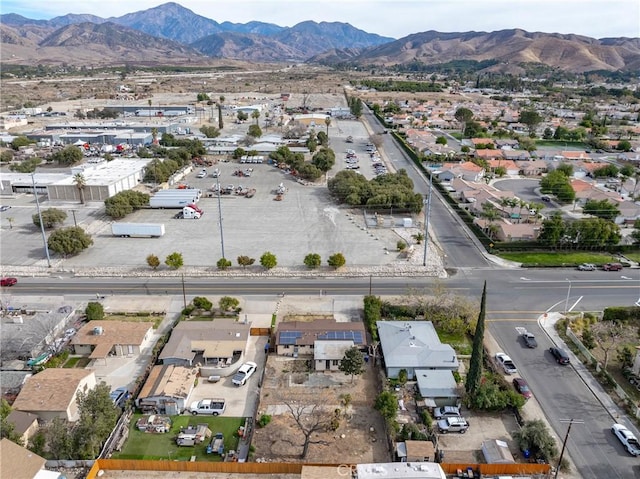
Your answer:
(0, 277), (17, 287)
(513, 377), (532, 400)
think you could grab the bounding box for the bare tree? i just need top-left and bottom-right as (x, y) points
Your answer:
(283, 398), (333, 458)
(592, 321), (625, 370)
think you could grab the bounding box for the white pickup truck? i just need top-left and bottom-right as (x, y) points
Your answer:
(189, 398), (226, 416)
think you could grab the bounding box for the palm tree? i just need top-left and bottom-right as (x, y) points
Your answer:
(251, 109), (260, 125)
(218, 95), (225, 130)
(412, 232), (425, 244)
(151, 127), (159, 145)
(481, 202), (500, 239)
(324, 116), (331, 136)
(73, 173), (86, 205)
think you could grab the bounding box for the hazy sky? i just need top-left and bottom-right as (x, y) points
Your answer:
(2, 0), (639, 39)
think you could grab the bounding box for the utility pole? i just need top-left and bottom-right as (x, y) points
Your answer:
(181, 273), (187, 310)
(215, 175), (225, 259)
(555, 418), (583, 479)
(422, 173), (433, 267)
(69, 209), (78, 228)
(32, 173), (51, 268)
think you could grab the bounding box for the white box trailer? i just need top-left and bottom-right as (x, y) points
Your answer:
(111, 223), (165, 238)
(149, 190), (201, 208)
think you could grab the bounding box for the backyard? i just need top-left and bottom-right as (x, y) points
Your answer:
(112, 414), (245, 461)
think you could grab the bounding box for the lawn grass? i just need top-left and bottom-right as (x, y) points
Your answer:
(112, 414), (244, 460)
(497, 251), (618, 267)
(104, 314), (163, 329)
(534, 140), (590, 149)
(436, 330), (472, 355)
(623, 252), (640, 263)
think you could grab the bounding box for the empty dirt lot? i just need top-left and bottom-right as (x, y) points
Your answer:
(253, 356), (391, 464)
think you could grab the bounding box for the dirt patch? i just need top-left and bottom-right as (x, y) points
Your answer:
(253, 356), (391, 464)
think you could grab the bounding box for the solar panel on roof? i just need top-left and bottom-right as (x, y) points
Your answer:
(279, 331), (302, 345)
(317, 330), (364, 344)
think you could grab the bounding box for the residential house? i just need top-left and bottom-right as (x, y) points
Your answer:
(571, 179), (623, 206)
(376, 321), (459, 379)
(12, 369), (96, 422)
(486, 159), (519, 176)
(415, 369), (460, 406)
(136, 364), (196, 415)
(495, 139), (520, 149)
(475, 218), (541, 242)
(561, 151), (592, 161)
(275, 319), (366, 357)
(0, 438), (63, 479)
(71, 320), (153, 363)
(474, 149), (504, 161)
(5, 410), (39, 445)
(396, 440), (437, 463)
(502, 149), (531, 162)
(614, 200), (640, 225)
(158, 319), (250, 368)
(313, 340), (354, 371)
(441, 161), (484, 182)
(516, 159), (547, 176)
(471, 138), (495, 148)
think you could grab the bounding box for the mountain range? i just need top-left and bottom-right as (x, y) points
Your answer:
(1, 2), (639, 73)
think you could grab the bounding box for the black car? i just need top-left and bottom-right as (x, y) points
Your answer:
(549, 347), (570, 365)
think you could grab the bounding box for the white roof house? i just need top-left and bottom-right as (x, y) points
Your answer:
(377, 321), (459, 379)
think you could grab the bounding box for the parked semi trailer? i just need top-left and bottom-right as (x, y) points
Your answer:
(111, 223), (165, 238)
(149, 189), (201, 208)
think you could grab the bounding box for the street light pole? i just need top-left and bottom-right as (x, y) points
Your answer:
(422, 173), (433, 267)
(564, 279), (572, 313)
(31, 173), (51, 268)
(69, 209), (78, 228)
(215, 175), (225, 259)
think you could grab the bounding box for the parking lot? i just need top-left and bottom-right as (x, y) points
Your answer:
(1, 119), (421, 271)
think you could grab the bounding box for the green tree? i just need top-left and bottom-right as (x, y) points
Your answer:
(10, 136), (34, 150)
(311, 147), (336, 172)
(219, 296), (240, 311)
(316, 130), (329, 147)
(304, 253), (322, 269)
(466, 281), (487, 395)
(412, 232), (425, 244)
(197, 93), (210, 102)
(72, 383), (119, 459)
(247, 124), (262, 138)
(251, 109), (261, 124)
(454, 107), (474, 136)
(538, 212), (566, 245)
(513, 419), (558, 463)
(218, 96), (225, 130)
(592, 164), (620, 178)
(324, 116), (331, 135)
(217, 257), (232, 270)
(338, 346), (366, 383)
(200, 125), (220, 138)
(581, 327), (596, 350)
(519, 110), (543, 136)
(260, 251), (277, 269)
(374, 390), (398, 420)
(10, 158), (42, 172)
(327, 252), (346, 269)
(0, 150), (14, 163)
(237, 255), (255, 268)
(436, 136), (447, 145)
(146, 254), (160, 270)
(48, 227), (93, 257)
(165, 252), (184, 270)
(583, 199), (619, 220)
(43, 417), (74, 459)
(33, 208), (67, 228)
(50, 146), (83, 166)
(0, 398), (23, 445)
(556, 163), (574, 177)
(617, 345), (634, 369)
(85, 302), (104, 321)
(193, 296), (213, 311)
(617, 140), (632, 152)
(237, 111), (249, 122)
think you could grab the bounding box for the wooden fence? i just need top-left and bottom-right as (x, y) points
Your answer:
(86, 459), (550, 478)
(250, 327), (272, 336)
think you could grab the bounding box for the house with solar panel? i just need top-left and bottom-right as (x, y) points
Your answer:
(275, 319), (367, 371)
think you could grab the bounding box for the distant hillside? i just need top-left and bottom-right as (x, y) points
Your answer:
(1, 3), (638, 72)
(318, 29), (640, 73)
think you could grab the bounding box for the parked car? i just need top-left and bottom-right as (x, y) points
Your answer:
(196, 169), (207, 178)
(110, 387), (129, 408)
(549, 347), (570, 365)
(433, 405), (461, 419)
(0, 277), (17, 287)
(541, 195), (551, 202)
(521, 331), (538, 349)
(612, 423), (640, 456)
(495, 352), (517, 374)
(232, 361), (257, 386)
(437, 417), (469, 434)
(0, 205), (11, 212)
(603, 262), (623, 271)
(512, 377), (533, 399)
(577, 263), (596, 271)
